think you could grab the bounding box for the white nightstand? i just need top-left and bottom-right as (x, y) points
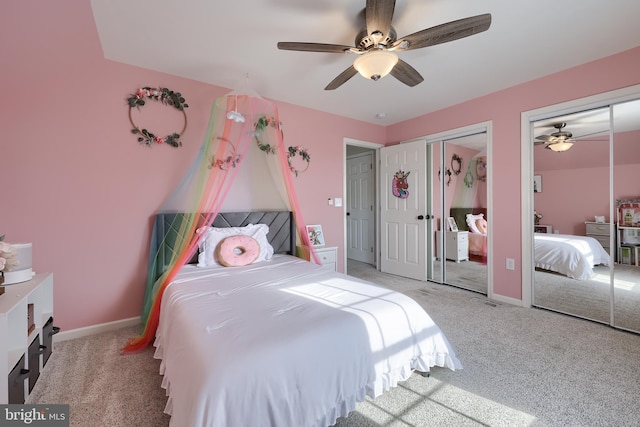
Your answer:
(534, 224), (553, 234)
(436, 231), (469, 262)
(296, 246), (338, 271)
(314, 246), (337, 271)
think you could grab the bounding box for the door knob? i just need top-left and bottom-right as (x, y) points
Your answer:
(425, 214), (432, 219)
(417, 215), (424, 220)
(346, 212), (350, 216)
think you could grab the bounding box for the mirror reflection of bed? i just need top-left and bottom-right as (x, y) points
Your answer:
(531, 99), (640, 333)
(438, 207), (489, 294)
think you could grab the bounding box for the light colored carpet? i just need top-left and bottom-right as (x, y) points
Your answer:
(26, 261), (640, 427)
(433, 259), (488, 294)
(534, 264), (640, 332)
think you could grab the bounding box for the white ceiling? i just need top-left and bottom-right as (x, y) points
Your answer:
(91, 0), (640, 125)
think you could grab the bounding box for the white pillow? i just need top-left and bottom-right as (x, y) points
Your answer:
(466, 213), (485, 234)
(196, 223), (273, 267)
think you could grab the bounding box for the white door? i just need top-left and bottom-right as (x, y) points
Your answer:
(347, 152), (375, 264)
(380, 140), (427, 280)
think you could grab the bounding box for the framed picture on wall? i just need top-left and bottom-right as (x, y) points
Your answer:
(447, 217), (458, 232)
(533, 175), (542, 193)
(306, 224), (325, 247)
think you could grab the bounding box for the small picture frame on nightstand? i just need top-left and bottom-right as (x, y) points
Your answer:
(306, 224), (325, 247)
(447, 217), (458, 232)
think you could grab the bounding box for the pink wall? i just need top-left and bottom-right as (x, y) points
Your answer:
(534, 131), (640, 235)
(1, 0), (384, 331)
(387, 46), (640, 300)
(3, 1), (639, 331)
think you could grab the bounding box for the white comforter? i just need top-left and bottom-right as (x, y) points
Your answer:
(534, 233), (610, 280)
(154, 255), (461, 427)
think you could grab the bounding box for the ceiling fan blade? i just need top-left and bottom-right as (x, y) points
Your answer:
(574, 130), (609, 139)
(277, 42), (352, 53)
(325, 66), (359, 90)
(536, 135), (552, 141)
(395, 14), (491, 51)
(390, 59), (424, 87)
(366, 0), (395, 39)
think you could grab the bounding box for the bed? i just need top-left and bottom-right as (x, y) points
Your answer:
(534, 233), (610, 280)
(152, 211), (462, 427)
(450, 207), (488, 261)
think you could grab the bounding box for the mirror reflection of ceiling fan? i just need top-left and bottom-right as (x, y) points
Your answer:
(534, 122), (608, 152)
(277, 0), (491, 90)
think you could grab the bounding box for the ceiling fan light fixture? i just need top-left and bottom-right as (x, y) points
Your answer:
(547, 141), (574, 152)
(353, 50), (398, 81)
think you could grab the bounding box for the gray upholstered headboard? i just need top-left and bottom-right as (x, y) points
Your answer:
(450, 207), (487, 232)
(152, 211), (296, 266)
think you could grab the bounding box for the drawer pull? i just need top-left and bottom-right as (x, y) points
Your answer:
(15, 369), (30, 383)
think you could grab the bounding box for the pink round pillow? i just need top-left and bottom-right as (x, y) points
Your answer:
(476, 218), (488, 234)
(215, 235), (260, 267)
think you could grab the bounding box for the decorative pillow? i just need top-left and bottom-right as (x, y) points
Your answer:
(466, 213), (485, 234)
(197, 223), (273, 267)
(476, 218), (488, 234)
(215, 235), (260, 267)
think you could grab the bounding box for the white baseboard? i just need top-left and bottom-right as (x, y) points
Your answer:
(55, 317), (141, 342)
(491, 293), (524, 307)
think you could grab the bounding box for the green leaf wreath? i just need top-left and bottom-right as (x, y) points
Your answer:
(127, 87), (188, 147)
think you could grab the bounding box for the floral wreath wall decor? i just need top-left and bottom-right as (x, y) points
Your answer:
(476, 158), (487, 181)
(438, 167), (452, 186)
(254, 115), (310, 176)
(287, 146), (310, 177)
(451, 154), (462, 175)
(127, 87), (188, 147)
(209, 138), (242, 170)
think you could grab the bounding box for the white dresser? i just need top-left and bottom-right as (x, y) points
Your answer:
(585, 221), (611, 255)
(436, 231), (469, 262)
(1, 273), (57, 404)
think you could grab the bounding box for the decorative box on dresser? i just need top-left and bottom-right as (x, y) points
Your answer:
(297, 246), (338, 271)
(585, 221), (611, 255)
(0, 273), (58, 404)
(436, 231), (469, 262)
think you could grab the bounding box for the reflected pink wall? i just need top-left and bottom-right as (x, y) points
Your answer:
(388, 47), (640, 300)
(534, 131), (640, 235)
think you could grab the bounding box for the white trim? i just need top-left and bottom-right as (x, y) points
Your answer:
(491, 293), (526, 307)
(343, 138), (383, 273)
(521, 83), (640, 309)
(55, 317), (141, 342)
(420, 121), (494, 300)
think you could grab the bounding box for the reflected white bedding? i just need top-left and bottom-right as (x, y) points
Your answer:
(154, 255), (461, 427)
(534, 233), (610, 280)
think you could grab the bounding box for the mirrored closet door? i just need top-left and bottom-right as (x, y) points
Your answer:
(430, 133), (488, 294)
(531, 98), (640, 334)
(612, 99), (640, 333)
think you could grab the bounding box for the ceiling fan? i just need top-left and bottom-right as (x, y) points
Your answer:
(534, 122), (608, 152)
(277, 0), (491, 90)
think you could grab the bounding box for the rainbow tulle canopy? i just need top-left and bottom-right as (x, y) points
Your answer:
(121, 92), (318, 354)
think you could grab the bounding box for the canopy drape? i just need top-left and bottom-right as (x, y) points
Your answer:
(122, 93), (318, 353)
